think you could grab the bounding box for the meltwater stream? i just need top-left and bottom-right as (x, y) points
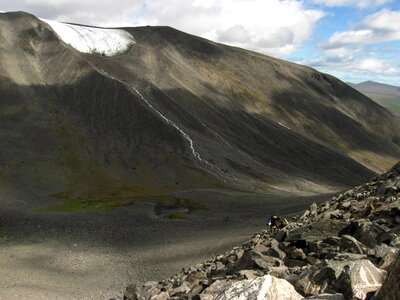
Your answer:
(86, 61), (230, 179)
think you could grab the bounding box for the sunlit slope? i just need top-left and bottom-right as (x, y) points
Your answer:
(1, 12), (399, 203)
(349, 81), (400, 117)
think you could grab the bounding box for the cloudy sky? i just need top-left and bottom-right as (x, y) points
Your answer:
(2, 0), (399, 85)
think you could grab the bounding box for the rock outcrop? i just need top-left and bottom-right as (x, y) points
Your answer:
(124, 162), (400, 300)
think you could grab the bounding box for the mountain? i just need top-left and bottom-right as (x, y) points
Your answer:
(1, 11), (400, 206)
(348, 81), (400, 117)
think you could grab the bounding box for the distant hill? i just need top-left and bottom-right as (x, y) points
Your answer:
(348, 81), (400, 117)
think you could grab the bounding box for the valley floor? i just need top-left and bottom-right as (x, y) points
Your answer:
(0, 190), (332, 300)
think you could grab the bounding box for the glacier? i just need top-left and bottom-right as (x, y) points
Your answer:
(41, 19), (135, 56)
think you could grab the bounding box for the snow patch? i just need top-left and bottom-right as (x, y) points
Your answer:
(41, 19), (135, 56)
(278, 122), (291, 130)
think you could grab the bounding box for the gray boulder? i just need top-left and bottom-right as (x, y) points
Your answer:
(200, 280), (230, 300)
(286, 220), (348, 243)
(149, 292), (169, 300)
(374, 256), (400, 300)
(303, 294), (344, 300)
(238, 269), (259, 280)
(273, 229), (288, 242)
(124, 282), (161, 300)
(379, 249), (399, 270)
(228, 250), (283, 274)
(266, 239), (287, 260)
(293, 259), (387, 298)
(331, 260), (386, 299)
(215, 275), (303, 300)
(339, 235), (365, 254)
(374, 243), (397, 259)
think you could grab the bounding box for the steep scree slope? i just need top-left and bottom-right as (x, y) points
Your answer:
(123, 161), (400, 300)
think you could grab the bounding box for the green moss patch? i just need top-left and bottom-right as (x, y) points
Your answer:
(163, 213), (186, 220)
(32, 198), (131, 212)
(31, 195), (205, 214)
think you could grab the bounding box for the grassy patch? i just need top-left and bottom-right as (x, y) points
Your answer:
(163, 213), (186, 220)
(159, 197), (205, 212)
(0, 229), (6, 238)
(31, 195), (205, 213)
(32, 197), (135, 213)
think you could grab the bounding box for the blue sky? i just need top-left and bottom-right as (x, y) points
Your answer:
(1, 0), (399, 85)
(289, 0), (400, 85)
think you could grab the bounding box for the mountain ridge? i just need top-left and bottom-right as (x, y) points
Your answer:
(348, 81), (400, 117)
(1, 11), (400, 205)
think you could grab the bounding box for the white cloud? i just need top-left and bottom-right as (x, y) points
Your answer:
(356, 58), (398, 74)
(311, 0), (393, 8)
(323, 9), (400, 48)
(324, 47), (361, 57)
(1, 0), (325, 57)
(301, 53), (399, 76)
(1, 0), (142, 27)
(137, 0), (325, 57)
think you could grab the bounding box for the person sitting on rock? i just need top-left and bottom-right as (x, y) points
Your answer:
(267, 215), (288, 233)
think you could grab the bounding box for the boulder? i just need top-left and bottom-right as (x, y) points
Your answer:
(253, 243), (269, 254)
(379, 249), (399, 270)
(286, 246), (307, 260)
(186, 271), (208, 285)
(273, 229), (288, 242)
(189, 285), (204, 299)
(149, 292), (169, 300)
(306, 256), (320, 265)
(266, 240), (287, 260)
(331, 260), (386, 299)
(329, 252), (367, 261)
(238, 269), (259, 280)
(213, 261), (225, 275)
(374, 256), (400, 300)
(124, 284), (138, 300)
(284, 258), (307, 267)
(200, 280), (230, 300)
(304, 294), (344, 300)
(310, 203), (318, 215)
(293, 259), (387, 298)
(214, 275), (303, 300)
(228, 250), (283, 274)
(339, 235), (364, 254)
(286, 220), (348, 243)
(292, 270), (325, 296)
(170, 281), (191, 297)
(374, 243), (397, 259)
(293, 266), (337, 296)
(124, 282), (161, 300)
(265, 265), (289, 278)
(357, 226), (381, 247)
(376, 232), (397, 245)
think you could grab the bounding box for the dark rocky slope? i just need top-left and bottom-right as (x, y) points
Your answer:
(124, 161), (400, 299)
(1, 11), (400, 204)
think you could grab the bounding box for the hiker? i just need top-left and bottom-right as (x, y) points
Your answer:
(267, 215), (288, 233)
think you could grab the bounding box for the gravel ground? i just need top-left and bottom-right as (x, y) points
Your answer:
(0, 190), (332, 300)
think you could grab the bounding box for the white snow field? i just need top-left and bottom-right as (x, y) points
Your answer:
(41, 19), (135, 56)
